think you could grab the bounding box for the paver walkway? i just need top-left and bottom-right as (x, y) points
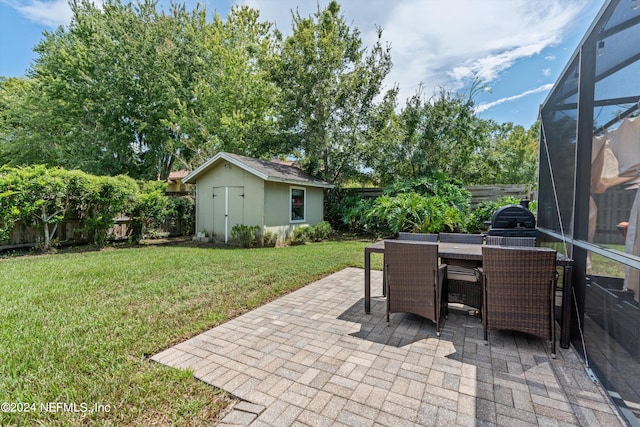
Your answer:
(152, 268), (626, 426)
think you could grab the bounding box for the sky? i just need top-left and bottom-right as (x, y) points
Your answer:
(0, 0), (605, 127)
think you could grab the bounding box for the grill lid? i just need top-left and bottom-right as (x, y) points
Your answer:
(491, 204), (536, 229)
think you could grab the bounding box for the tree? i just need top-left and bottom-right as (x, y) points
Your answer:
(166, 5), (282, 169)
(0, 166), (82, 250)
(488, 122), (539, 185)
(364, 85), (495, 186)
(0, 77), (73, 168)
(3, 1), (285, 178)
(271, 1), (393, 184)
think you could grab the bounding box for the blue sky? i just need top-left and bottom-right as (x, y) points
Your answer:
(0, 0), (604, 127)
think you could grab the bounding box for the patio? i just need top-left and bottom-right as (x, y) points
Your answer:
(152, 268), (625, 426)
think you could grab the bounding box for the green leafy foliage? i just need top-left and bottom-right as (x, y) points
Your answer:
(325, 189), (375, 232)
(290, 226), (312, 246)
(271, 1), (393, 184)
(369, 193), (462, 234)
(365, 85), (495, 186)
(81, 174), (139, 246)
(464, 196), (536, 233)
(231, 224), (260, 248)
(326, 175), (470, 234)
(130, 181), (172, 242)
(0, 165), (179, 249)
(0, 1), (539, 188)
(0, 165), (82, 250)
(310, 221), (333, 241)
(478, 122), (539, 185)
(262, 230), (278, 248)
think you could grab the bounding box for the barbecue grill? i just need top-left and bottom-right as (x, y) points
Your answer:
(487, 199), (538, 237)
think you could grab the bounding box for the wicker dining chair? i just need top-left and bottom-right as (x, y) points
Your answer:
(398, 232), (438, 242)
(485, 236), (536, 247)
(438, 233), (484, 244)
(479, 246), (558, 357)
(384, 240), (447, 336)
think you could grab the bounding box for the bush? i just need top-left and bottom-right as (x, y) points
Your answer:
(167, 195), (195, 235)
(263, 231), (278, 248)
(465, 196), (535, 233)
(129, 181), (171, 242)
(369, 193), (462, 234)
(290, 226), (311, 245)
(325, 174), (471, 235)
(230, 224), (260, 248)
(311, 221), (333, 241)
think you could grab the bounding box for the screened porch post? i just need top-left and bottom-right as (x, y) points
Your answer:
(571, 38), (597, 344)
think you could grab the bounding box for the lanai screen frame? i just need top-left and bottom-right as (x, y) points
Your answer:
(539, 1), (640, 421)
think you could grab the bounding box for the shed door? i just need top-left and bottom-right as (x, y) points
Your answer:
(213, 186), (245, 243)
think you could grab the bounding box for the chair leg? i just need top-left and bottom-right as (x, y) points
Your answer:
(484, 329), (488, 345)
(386, 267), (390, 324)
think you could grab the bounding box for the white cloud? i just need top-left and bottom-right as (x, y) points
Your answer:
(2, 0), (74, 27)
(475, 84), (554, 113)
(545, 55), (557, 61)
(542, 68), (551, 77)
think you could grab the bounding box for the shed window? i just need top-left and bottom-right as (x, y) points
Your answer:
(290, 187), (306, 222)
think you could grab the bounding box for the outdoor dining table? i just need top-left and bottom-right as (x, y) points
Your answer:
(364, 240), (574, 349)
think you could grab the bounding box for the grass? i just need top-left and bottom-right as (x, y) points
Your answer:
(0, 239), (380, 425)
(589, 244), (627, 278)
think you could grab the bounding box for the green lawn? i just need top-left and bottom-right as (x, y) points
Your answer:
(0, 240), (379, 425)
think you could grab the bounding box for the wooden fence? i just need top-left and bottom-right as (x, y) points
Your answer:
(592, 189), (636, 245)
(1, 216), (193, 251)
(344, 184), (534, 208)
(465, 184), (534, 208)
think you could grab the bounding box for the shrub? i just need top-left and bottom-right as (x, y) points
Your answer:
(326, 174), (471, 235)
(290, 226), (311, 245)
(167, 195), (195, 235)
(263, 231), (278, 248)
(129, 181), (171, 242)
(231, 224), (260, 248)
(369, 192), (463, 234)
(465, 196), (534, 233)
(310, 221), (333, 241)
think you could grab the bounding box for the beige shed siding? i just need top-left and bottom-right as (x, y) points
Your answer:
(264, 182), (324, 241)
(194, 161), (264, 241)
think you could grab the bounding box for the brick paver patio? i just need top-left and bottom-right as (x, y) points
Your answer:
(152, 267), (625, 426)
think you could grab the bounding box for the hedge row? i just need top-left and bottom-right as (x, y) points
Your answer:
(0, 165), (192, 250)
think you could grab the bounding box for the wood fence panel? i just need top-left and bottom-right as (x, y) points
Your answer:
(466, 184), (534, 208)
(345, 184), (533, 208)
(592, 189), (636, 245)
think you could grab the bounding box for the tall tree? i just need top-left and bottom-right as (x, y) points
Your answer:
(28, 0), (184, 178)
(166, 5), (282, 169)
(365, 86), (495, 185)
(0, 77), (75, 167)
(271, 1), (393, 184)
(480, 122), (539, 185)
(14, 0), (280, 179)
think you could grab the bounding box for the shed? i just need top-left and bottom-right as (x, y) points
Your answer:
(183, 152), (334, 243)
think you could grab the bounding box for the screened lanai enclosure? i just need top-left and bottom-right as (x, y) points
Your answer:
(539, 0), (640, 423)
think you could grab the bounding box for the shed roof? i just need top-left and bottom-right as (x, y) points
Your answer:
(183, 152), (334, 189)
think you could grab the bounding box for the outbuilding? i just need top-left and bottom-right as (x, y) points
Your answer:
(183, 152), (334, 243)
